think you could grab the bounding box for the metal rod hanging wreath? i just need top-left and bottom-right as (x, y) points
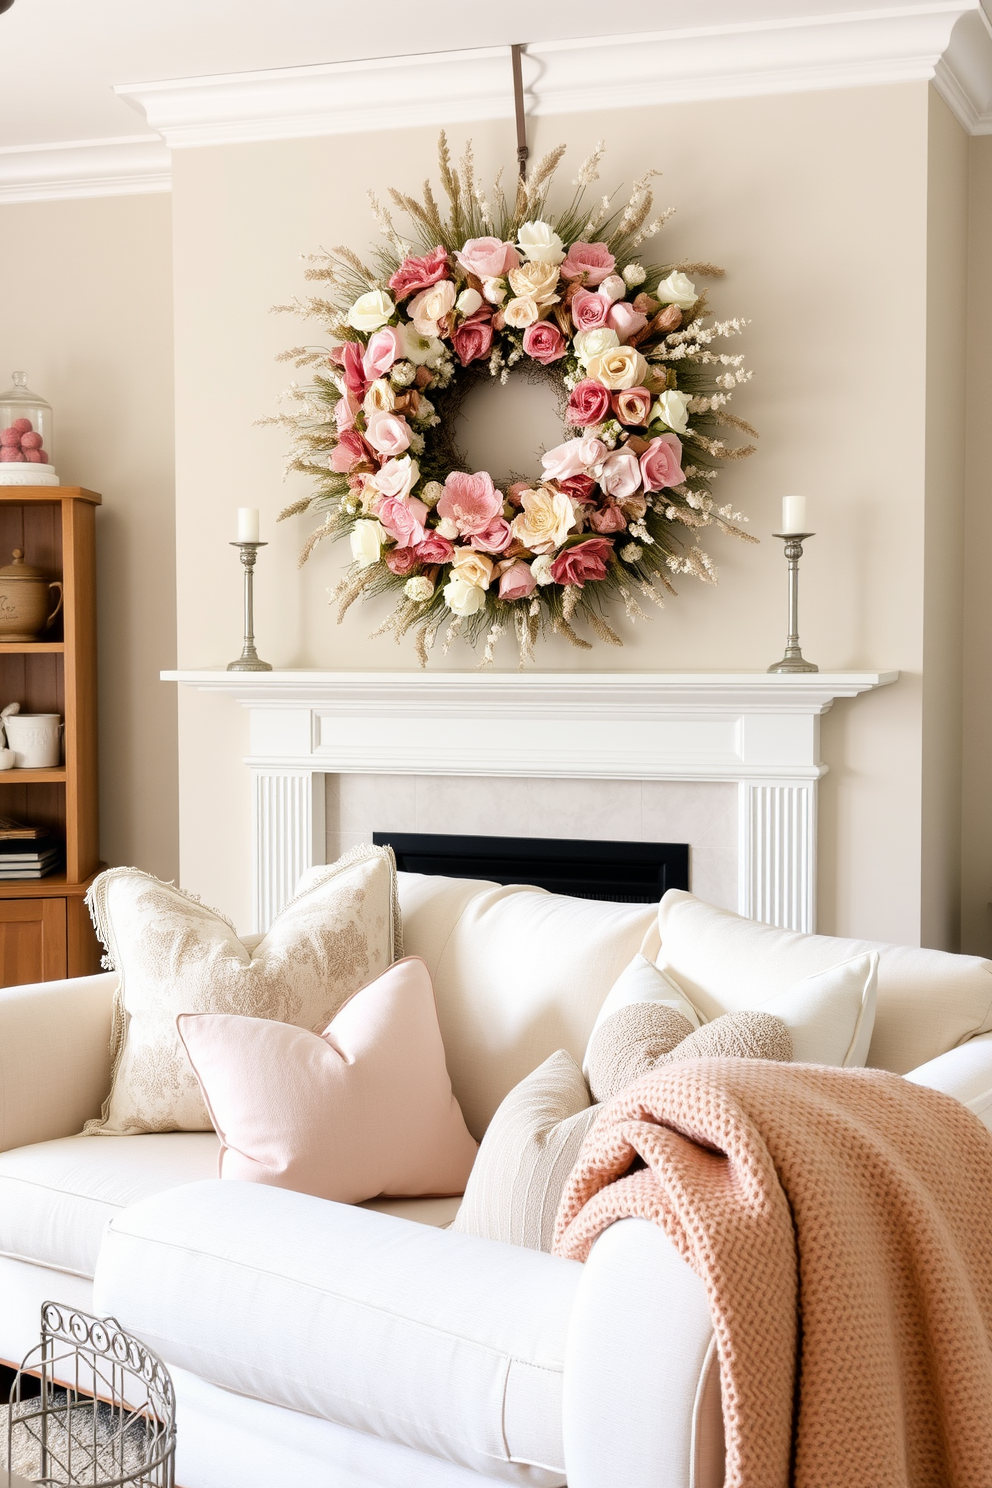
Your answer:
(267, 134), (757, 666)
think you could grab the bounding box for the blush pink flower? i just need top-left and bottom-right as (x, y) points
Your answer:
(498, 561), (538, 601)
(364, 411), (412, 458)
(388, 245), (450, 301)
(542, 437), (608, 482)
(588, 499), (628, 534)
(566, 379), (611, 428)
(330, 342), (367, 398)
(556, 473), (597, 502)
(414, 532), (455, 564)
(452, 310), (494, 367)
(468, 517), (513, 554)
(598, 448), (642, 500)
(436, 470), (502, 535)
(560, 241), (616, 285)
(384, 546), (420, 575)
(612, 387), (653, 426)
(639, 433), (685, 492)
(549, 537), (613, 587)
(570, 289), (612, 333)
(522, 320), (566, 365)
(333, 390), (360, 431)
(362, 327), (403, 380)
(328, 429), (370, 473)
(375, 495), (429, 548)
(455, 237), (521, 279)
(608, 301), (649, 343)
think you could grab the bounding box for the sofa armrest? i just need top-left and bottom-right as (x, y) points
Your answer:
(563, 1217), (722, 1488)
(904, 1031), (992, 1131)
(0, 972), (117, 1153)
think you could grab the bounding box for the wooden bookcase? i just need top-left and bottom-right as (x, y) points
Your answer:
(0, 488), (101, 985)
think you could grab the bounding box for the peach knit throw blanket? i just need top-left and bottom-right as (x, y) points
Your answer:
(552, 1059), (992, 1488)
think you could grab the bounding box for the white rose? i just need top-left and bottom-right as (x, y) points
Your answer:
(517, 220), (565, 265)
(622, 263), (647, 288)
(508, 261), (561, 305)
(503, 295), (540, 329)
(398, 322), (442, 366)
(443, 574), (487, 616)
(350, 519), (386, 569)
(370, 455), (419, 500)
(510, 487), (576, 554)
(655, 271), (697, 309)
(482, 277), (507, 305)
(410, 279), (456, 336)
(404, 576), (435, 602)
(362, 378), (396, 416)
(450, 547), (494, 589)
(531, 554), (555, 585)
(455, 287), (484, 316)
(597, 274), (626, 304)
(347, 289), (394, 332)
(573, 327), (620, 366)
(650, 389), (691, 433)
(585, 344), (648, 390)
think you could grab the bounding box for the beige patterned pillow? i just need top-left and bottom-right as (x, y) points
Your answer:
(451, 1051), (598, 1253)
(84, 845), (401, 1135)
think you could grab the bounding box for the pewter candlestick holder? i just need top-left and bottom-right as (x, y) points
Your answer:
(767, 531), (818, 674)
(227, 541), (272, 672)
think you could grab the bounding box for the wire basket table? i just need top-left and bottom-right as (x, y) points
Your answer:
(4, 1303), (175, 1487)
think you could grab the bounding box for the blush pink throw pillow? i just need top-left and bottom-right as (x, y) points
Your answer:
(177, 957), (477, 1204)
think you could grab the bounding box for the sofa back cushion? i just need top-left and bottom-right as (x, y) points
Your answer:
(397, 873), (655, 1138)
(657, 890), (992, 1074)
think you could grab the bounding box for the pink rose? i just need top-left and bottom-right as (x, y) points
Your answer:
(452, 310), (494, 367)
(498, 560), (537, 601)
(385, 546), (420, 575)
(570, 289), (611, 333)
(522, 320), (566, 365)
(455, 237), (521, 280)
(414, 532), (454, 564)
(549, 537), (613, 587)
(388, 245), (450, 301)
(560, 241), (616, 285)
(333, 390), (360, 431)
(612, 388), (652, 426)
(373, 455), (418, 499)
(542, 437), (607, 482)
(598, 448), (642, 500)
(639, 433), (685, 492)
(330, 342), (367, 398)
(375, 495), (429, 548)
(608, 301), (649, 343)
(589, 499), (628, 534)
(566, 379), (611, 428)
(329, 428), (370, 473)
(469, 517), (513, 554)
(364, 411), (412, 458)
(437, 470), (502, 535)
(363, 327), (403, 380)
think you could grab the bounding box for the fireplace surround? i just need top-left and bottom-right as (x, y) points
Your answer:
(165, 669), (897, 935)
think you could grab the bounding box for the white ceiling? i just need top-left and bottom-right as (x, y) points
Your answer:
(0, 0), (979, 150)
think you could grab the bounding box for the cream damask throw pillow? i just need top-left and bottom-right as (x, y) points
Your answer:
(84, 845), (402, 1136)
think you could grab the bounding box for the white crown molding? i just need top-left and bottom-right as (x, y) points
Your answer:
(115, 4), (992, 149)
(0, 136), (171, 206)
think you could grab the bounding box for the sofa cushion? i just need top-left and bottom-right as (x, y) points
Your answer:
(95, 1180), (579, 1485)
(397, 873), (657, 1136)
(657, 890), (992, 1074)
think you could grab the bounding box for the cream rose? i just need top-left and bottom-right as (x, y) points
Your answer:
(585, 344), (649, 390)
(450, 547), (494, 589)
(455, 287), (484, 316)
(655, 271), (697, 309)
(573, 327), (620, 367)
(443, 574), (487, 616)
(347, 289), (394, 332)
(404, 576), (435, 602)
(517, 220), (565, 265)
(531, 553), (555, 585)
(508, 261), (561, 306)
(510, 487), (576, 554)
(482, 277), (507, 305)
(362, 378), (396, 416)
(409, 279), (456, 336)
(503, 295), (540, 329)
(350, 519), (386, 569)
(650, 389), (691, 434)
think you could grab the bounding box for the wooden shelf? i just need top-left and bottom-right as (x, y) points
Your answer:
(0, 868), (101, 900)
(0, 768), (65, 784)
(0, 642), (64, 654)
(0, 487), (101, 506)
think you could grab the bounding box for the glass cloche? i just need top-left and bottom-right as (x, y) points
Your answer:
(0, 372), (57, 486)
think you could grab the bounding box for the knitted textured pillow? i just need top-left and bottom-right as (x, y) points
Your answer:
(84, 845), (401, 1135)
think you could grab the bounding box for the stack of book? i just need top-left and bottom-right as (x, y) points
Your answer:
(0, 814), (62, 879)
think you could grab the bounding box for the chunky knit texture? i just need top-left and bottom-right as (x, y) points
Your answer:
(552, 1058), (992, 1488)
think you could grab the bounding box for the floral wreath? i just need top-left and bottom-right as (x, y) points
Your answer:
(270, 135), (756, 665)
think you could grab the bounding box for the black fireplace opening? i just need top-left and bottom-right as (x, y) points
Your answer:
(372, 831), (689, 904)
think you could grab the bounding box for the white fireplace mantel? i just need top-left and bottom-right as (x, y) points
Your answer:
(164, 669), (897, 935)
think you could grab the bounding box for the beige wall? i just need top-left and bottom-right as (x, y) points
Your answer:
(0, 192), (179, 881)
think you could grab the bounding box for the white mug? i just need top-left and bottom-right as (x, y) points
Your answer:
(5, 713), (63, 768)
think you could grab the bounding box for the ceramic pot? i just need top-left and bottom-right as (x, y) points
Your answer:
(4, 713), (62, 768)
(0, 550), (62, 641)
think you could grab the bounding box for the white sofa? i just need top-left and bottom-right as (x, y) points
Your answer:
(2, 872), (992, 1488)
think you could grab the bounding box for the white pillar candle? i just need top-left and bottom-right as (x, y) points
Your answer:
(237, 507), (260, 543)
(780, 495), (807, 534)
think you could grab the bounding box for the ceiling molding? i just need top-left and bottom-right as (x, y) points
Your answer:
(115, 5), (991, 148)
(0, 136), (171, 206)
